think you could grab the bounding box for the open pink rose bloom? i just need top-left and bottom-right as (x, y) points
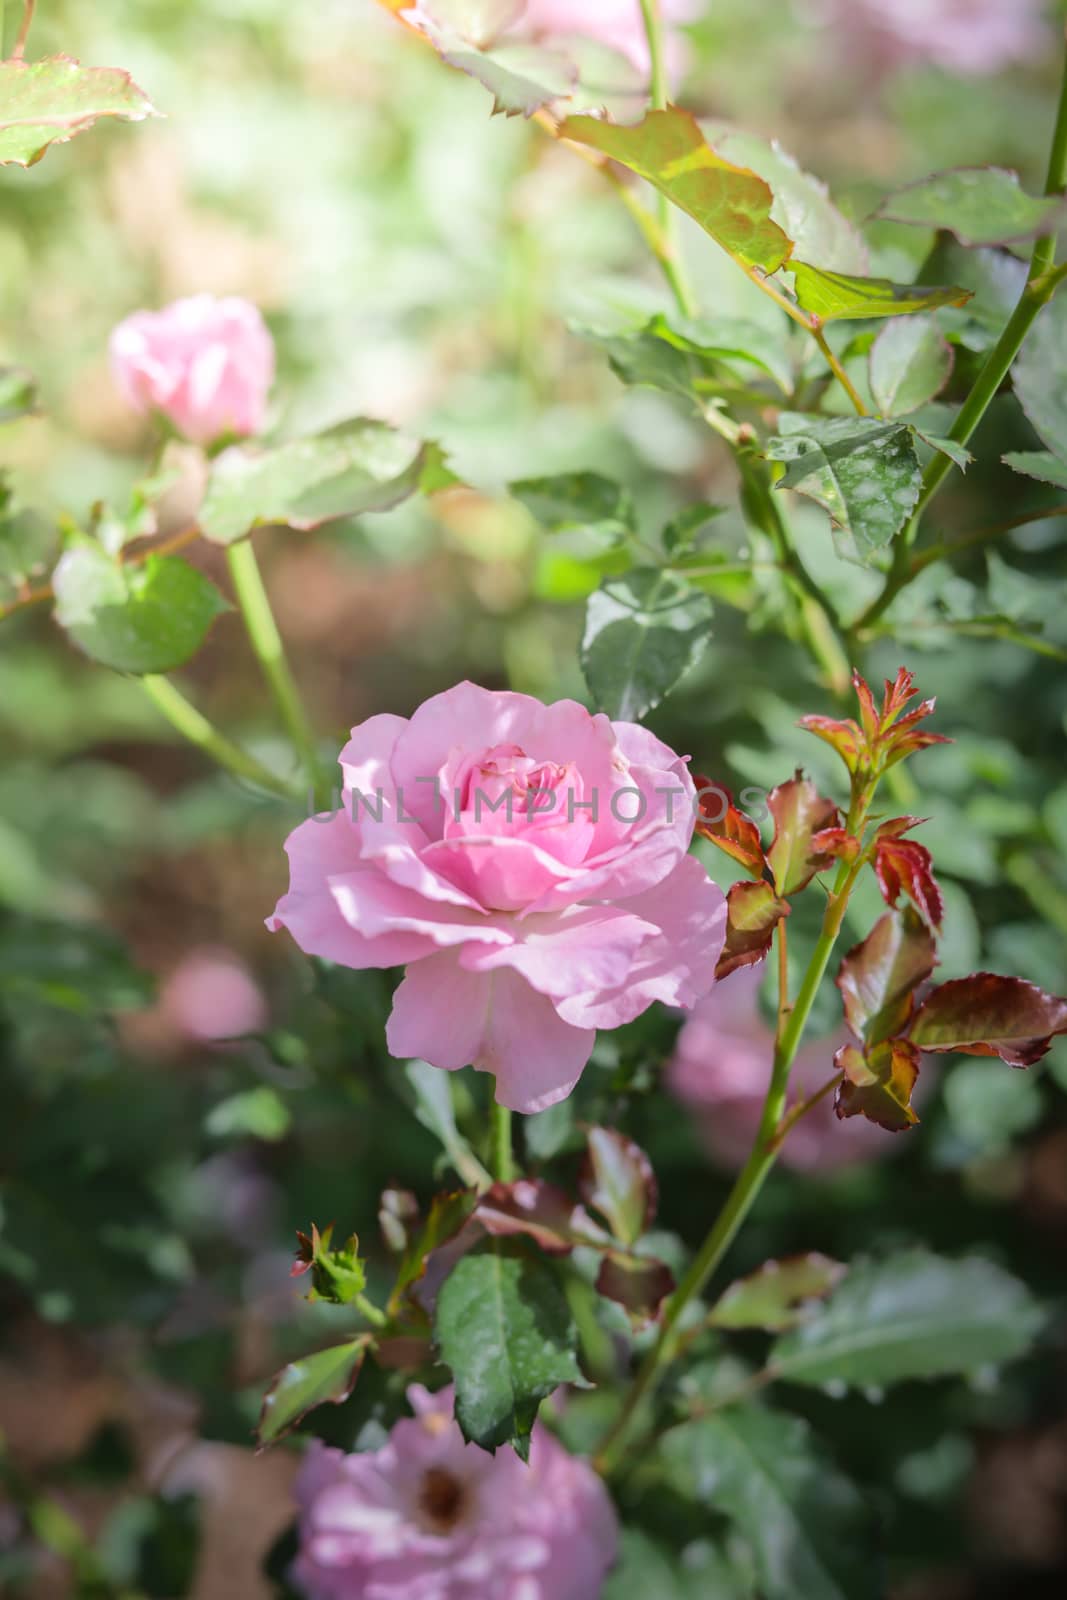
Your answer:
(291, 1385), (618, 1600)
(668, 963), (898, 1172)
(269, 682), (726, 1112)
(109, 293), (275, 445)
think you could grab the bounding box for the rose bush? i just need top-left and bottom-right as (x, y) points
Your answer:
(291, 1385), (617, 1600)
(109, 293), (275, 445)
(269, 682), (726, 1112)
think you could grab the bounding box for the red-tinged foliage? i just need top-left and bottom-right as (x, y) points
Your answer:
(580, 1127), (658, 1246)
(692, 776), (767, 877)
(811, 826), (861, 862)
(874, 833), (944, 930)
(717, 879), (790, 978)
(796, 713), (865, 772)
(836, 907), (937, 1046)
(802, 669), (949, 780)
(909, 974), (1067, 1067)
(476, 1179), (606, 1254)
(835, 1038), (921, 1131)
(766, 773), (840, 895)
(595, 1251), (675, 1326)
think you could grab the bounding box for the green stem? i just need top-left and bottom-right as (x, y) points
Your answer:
(638, 0), (696, 318)
(355, 1292), (390, 1331)
(854, 37), (1067, 634)
(142, 674), (298, 799)
(594, 820), (868, 1477)
(489, 1101), (515, 1184)
(226, 538), (324, 803)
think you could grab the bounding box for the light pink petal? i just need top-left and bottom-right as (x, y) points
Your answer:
(481, 968), (596, 1113)
(330, 870), (512, 948)
(419, 833), (579, 912)
(386, 951), (492, 1070)
(459, 904), (656, 1003)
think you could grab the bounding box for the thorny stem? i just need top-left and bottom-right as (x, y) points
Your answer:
(141, 674), (300, 800)
(594, 789), (872, 1477)
(854, 30), (1067, 635)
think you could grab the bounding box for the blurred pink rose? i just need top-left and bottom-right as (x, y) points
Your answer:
(848, 0), (1047, 75)
(162, 947), (267, 1042)
(269, 682), (726, 1113)
(291, 1385), (618, 1600)
(668, 964), (896, 1172)
(109, 294), (275, 445)
(520, 0), (701, 70)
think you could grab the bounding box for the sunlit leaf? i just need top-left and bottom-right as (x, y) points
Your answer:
(791, 262), (971, 324)
(406, 7), (576, 115)
(580, 1127), (657, 1247)
(767, 415), (922, 566)
(834, 1038), (921, 1131)
(879, 167), (1066, 248)
(869, 316), (953, 417)
(433, 1241), (585, 1458)
(717, 880), (790, 978)
(0, 56), (157, 168)
(257, 1336), (373, 1446)
(52, 546), (229, 676)
(767, 773), (840, 895)
(873, 825), (944, 930)
(561, 108), (793, 276)
(692, 778), (767, 877)
(708, 1254), (846, 1332)
(580, 568), (713, 721)
(770, 1251), (1044, 1388)
(909, 974), (1067, 1067)
(199, 419), (453, 545)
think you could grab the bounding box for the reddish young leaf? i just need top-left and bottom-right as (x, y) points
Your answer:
(475, 1179), (606, 1254)
(852, 669), (881, 745)
(909, 974), (1067, 1067)
(874, 833), (944, 930)
(797, 713), (865, 774)
(717, 880), (790, 978)
(836, 907), (937, 1045)
(811, 826), (861, 863)
(840, 668), (950, 776)
(580, 1128), (657, 1246)
(766, 773), (840, 895)
(834, 1038), (921, 1131)
(595, 1251), (675, 1326)
(692, 776), (767, 877)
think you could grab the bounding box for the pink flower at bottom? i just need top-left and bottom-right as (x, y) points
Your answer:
(109, 294), (275, 446)
(667, 964), (897, 1172)
(268, 682), (726, 1114)
(291, 1385), (618, 1600)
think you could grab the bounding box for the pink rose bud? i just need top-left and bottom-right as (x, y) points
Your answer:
(667, 964), (899, 1173)
(291, 1385), (618, 1600)
(109, 294), (275, 445)
(268, 682), (727, 1114)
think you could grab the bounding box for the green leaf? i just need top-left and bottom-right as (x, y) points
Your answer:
(433, 1242), (585, 1458)
(0, 366), (39, 423)
(257, 1336), (373, 1446)
(199, 419), (452, 545)
(766, 415), (922, 565)
(410, 11), (576, 116)
(791, 262), (971, 323)
(770, 1251), (1045, 1389)
(402, 1060), (489, 1188)
(510, 472), (634, 541)
(879, 167), (1066, 248)
(604, 1530), (751, 1600)
(709, 1254), (846, 1332)
(660, 502), (728, 557)
(836, 907), (936, 1046)
(52, 546), (229, 676)
(1012, 294), (1067, 459)
(581, 569), (712, 721)
(1002, 450), (1067, 489)
(645, 311), (795, 394)
(0, 56), (157, 168)
(869, 316), (954, 417)
(705, 125), (868, 273)
(560, 109), (793, 276)
(205, 1087), (291, 1142)
(658, 1407), (877, 1600)
(580, 1127), (656, 1247)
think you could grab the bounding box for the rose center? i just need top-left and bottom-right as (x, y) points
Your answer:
(417, 1466), (469, 1533)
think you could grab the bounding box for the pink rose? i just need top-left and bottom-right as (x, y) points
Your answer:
(847, 0), (1046, 75)
(668, 964), (896, 1172)
(109, 294), (275, 445)
(291, 1385), (618, 1600)
(519, 0), (701, 71)
(269, 682), (726, 1113)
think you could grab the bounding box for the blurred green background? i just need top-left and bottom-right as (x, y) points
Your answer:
(2, 2), (1067, 1595)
